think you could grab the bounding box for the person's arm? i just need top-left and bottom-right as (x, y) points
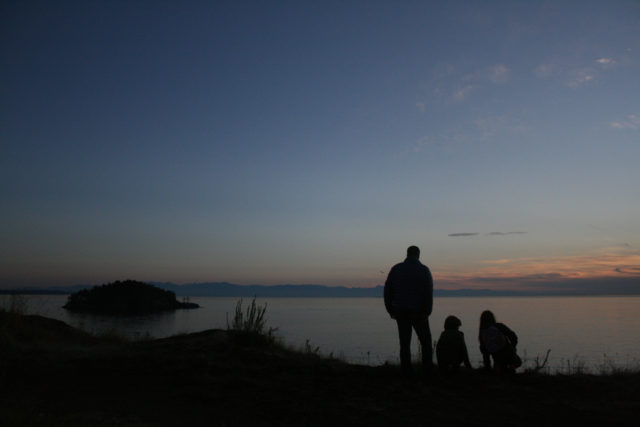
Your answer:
(479, 333), (491, 369)
(424, 266), (433, 316)
(460, 333), (472, 369)
(383, 269), (394, 318)
(497, 323), (518, 348)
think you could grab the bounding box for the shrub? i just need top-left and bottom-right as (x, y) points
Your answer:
(227, 297), (277, 339)
(0, 294), (29, 315)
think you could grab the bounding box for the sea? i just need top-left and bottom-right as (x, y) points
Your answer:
(5, 295), (639, 373)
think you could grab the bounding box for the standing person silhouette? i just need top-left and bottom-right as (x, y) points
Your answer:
(384, 245), (434, 378)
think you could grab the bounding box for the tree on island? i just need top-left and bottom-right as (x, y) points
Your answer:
(63, 280), (199, 315)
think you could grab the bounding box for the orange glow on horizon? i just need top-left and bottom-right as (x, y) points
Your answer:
(434, 246), (640, 290)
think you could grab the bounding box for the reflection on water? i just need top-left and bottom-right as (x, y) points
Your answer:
(65, 311), (178, 339)
(5, 294), (640, 372)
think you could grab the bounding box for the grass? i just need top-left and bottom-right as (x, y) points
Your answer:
(1, 304), (640, 425)
(0, 294), (29, 315)
(522, 349), (551, 374)
(226, 297), (278, 347)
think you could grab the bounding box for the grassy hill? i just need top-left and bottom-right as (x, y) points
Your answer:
(1, 310), (639, 426)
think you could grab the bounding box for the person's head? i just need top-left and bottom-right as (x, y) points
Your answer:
(479, 310), (496, 330)
(444, 315), (462, 331)
(406, 245), (420, 259)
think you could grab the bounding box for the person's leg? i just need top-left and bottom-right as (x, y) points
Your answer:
(396, 314), (413, 376)
(412, 315), (433, 375)
(493, 347), (515, 374)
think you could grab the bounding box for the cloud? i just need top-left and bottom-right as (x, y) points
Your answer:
(402, 113), (530, 156)
(488, 64), (509, 83)
(487, 231), (527, 236)
(595, 57), (617, 69)
(435, 246), (640, 294)
(566, 58), (617, 87)
(421, 62), (510, 105)
(534, 56), (618, 87)
(452, 85), (473, 101)
(568, 69), (595, 87)
(610, 113), (640, 130)
(404, 136), (432, 154)
(455, 246), (640, 281)
(415, 102), (426, 112)
(615, 267), (640, 276)
(473, 115), (529, 139)
(398, 127), (469, 156)
(448, 231), (527, 237)
(474, 273), (564, 283)
(533, 63), (555, 78)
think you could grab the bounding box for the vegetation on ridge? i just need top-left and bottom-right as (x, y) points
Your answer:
(1, 305), (639, 426)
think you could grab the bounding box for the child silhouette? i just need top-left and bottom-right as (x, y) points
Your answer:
(436, 315), (472, 374)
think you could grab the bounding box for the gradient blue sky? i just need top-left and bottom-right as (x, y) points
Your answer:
(2, 1), (639, 290)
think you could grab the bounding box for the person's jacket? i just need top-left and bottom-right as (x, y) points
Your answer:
(384, 257), (433, 315)
(479, 322), (518, 368)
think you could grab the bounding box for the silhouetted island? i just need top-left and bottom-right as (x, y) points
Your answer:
(63, 280), (199, 314)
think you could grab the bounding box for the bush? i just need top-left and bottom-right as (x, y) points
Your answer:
(227, 297), (277, 339)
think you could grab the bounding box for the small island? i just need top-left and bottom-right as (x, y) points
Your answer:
(63, 280), (199, 314)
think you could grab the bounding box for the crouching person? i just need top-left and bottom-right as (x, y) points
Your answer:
(478, 310), (522, 374)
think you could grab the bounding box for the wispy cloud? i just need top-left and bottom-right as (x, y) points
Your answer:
(610, 113), (640, 130)
(405, 136), (431, 154)
(474, 115), (529, 139)
(435, 246), (640, 292)
(533, 63), (555, 78)
(566, 57), (617, 87)
(452, 85), (474, 101)
(487, 64), (509, 84)
(615, 266), (640, 275)
(595, 57), (617, 69)
(487, 231), (527, 236)
(420, 62), (510, 106)
(533, 55), (619, 87)
(404, 114), (529, 156)
(449, 231), (527, 237)
(568, 68), (595, 87)
(445, 246), (640, 281)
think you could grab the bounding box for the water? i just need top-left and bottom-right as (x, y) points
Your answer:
(5, 295), (640, 372)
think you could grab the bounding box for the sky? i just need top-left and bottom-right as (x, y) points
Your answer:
(1, 0), (639, 292)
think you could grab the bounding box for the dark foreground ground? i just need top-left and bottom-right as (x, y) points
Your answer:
(1, 312), (639, 426)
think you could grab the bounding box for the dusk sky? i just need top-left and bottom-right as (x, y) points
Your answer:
(2, 1), (639, 292)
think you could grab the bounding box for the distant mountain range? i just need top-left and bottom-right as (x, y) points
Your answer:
(1, 282), (552, 297)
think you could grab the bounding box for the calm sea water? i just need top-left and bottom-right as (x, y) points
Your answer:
(5, 295), (640, 373)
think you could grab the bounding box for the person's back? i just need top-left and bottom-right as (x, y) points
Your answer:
(436, 315), (472, 373)
(384, 256), (432, 314)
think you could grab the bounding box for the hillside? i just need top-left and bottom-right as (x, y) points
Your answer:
(1, 311), (639, 426)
